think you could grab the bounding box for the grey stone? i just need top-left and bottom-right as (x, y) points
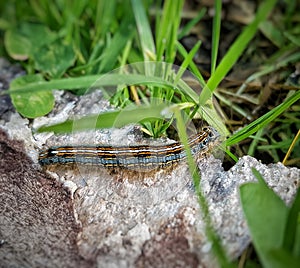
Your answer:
(0, 59), (299, 267)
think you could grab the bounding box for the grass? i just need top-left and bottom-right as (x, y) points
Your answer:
(1, 0), (300, 267)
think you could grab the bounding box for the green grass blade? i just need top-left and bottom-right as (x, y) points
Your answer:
(155, 0), (184, 62)
(93, 1), (116, 44)
(98, 14), (135, 73)
(178, 7), (206, 40)
(248, 128), (265, 156)
(176, 41), (206, 87)
(211, 0), (222, 74)
(175, 108), (234, 268)
(226, 89), (300, 147)
(174, 41), (201, 84)
(199, 0), (277, 105)
(237, 51), (300, 94)
(37, 103), (169, 134)
(2, 73), (176, 96)
(131, 0), (156, 60)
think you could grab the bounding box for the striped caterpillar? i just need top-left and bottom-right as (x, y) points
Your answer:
(39, 126), (220, 170)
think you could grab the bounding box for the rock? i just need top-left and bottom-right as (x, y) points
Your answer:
(0, 59), (299, 267)
(0, 129), (92, 268)
(1, 121), (299, 267)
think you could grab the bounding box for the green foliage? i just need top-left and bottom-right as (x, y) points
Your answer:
(2, 0), (285, 142)
(155, 0), (184, 63)
(4, 22), (56, 61)
(27, 62), (225, 137)
(200, 0), (278, 105)
(240, 168), (300, 267)
(1, 0), (135, 77)
(1, 1), (299, 266)
(33, 38), (75, 78)
(10, 74), (54, 118)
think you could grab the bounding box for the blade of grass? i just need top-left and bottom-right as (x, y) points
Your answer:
(176, 41), (206, 87)
(211, 0), (222, 74)
(131, 0), (156, 61)
(93, 1), (116, 46)
(2, 74), (176, 96)
(198, 103), (229, 137)
(225, 148), (239, 163)
(98, 14), (135, 73)
(174, 41), (201, 84)
(174, 107), (234, 268)
(63, 1), (88, 44)
(214, 91), (253, 120)
(226, 90), (300, 147)
(37, 103), (169, 134)
(155, 0), (184, 62)
(166, 0), (183, 63)
(248, 128), (265, 156)
(119, 39), (133, 67)
(178, 7), (207, 39)
(199, 0), (277, 105)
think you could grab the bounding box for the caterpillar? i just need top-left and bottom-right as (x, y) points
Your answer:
(39, 126), (220, 170)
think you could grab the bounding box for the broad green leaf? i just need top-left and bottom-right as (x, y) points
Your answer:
(266, 248), (300, 268)
(33, 38), (75, 78)
(295, 216), (300, 257)
(10, 74), (54, 118)
(240, 168), (289, 268)
(4, 22), (56, 60)
(4, 29), (31, 60)
(283, 187), (300, 256)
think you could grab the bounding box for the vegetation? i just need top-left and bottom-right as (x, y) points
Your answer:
(0, 0), (299, 267)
